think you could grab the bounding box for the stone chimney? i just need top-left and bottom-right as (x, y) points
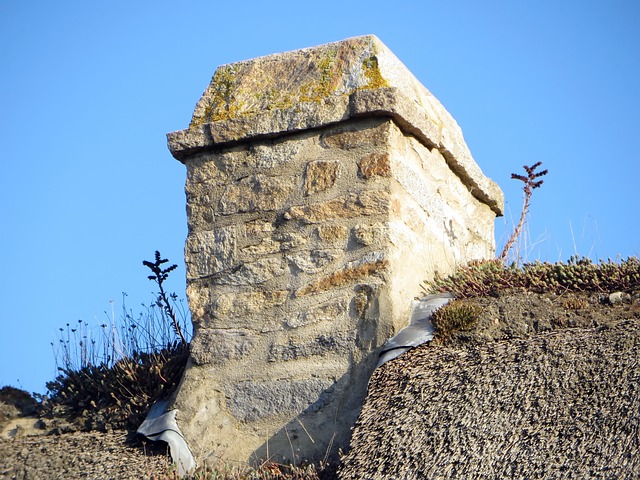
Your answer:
(167, 35), (503, 467)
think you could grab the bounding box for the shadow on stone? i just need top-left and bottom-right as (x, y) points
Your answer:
(249, 355), (377, 468)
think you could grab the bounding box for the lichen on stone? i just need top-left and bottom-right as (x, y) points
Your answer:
(188, 38), (393, 129)
(191, 65), (242, 127)
(360, 55), (389, 90)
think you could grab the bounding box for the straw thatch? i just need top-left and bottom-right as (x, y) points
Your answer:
(338, 293), (640, 479)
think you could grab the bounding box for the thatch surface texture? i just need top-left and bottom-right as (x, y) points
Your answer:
(339, 293), (640, 479)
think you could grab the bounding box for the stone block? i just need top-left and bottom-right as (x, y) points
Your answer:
(244, 219), (274, 237)
(226, 378), (335, 422)
(296, 252), (388, 297)
(185, 153), (229, 184)
(352, 223), (387, 246)
(250, 140), (301, 169)
(315, 225), (348, 245)
(273, 231), (308, 251)
(358, 153), (391, 179)
(220, 175), (293, 214)
(286, 249), (343, 274)
(286, 299), (348, 329)
(268, 332), (355, 362)
(214, 257), (285, 286)
(213, 290), (288, 319)
(304, 160), (339, 195)
(241, 238), (280, 256)
(185, 226), (237, 279)
(354, 284), (377, 318)
(190, 329), (257, 365)
(320, 122), (389, 150)
(284, 190), (389, 224)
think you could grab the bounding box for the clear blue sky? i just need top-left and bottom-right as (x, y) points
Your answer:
(1, 1), (638, 394)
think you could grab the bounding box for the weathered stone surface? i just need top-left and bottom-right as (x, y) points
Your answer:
(214, 257), (285, 286)
(185, 226), (237, 279)
(226, 378), (335, 422)
(352, 223), (387, 246)
(268, 332), (355, 362)
(304, 160), (339, 195)
(286, 249), (343, 274)
(167, 125), (208, 159)
(187, 36), (389, 128)
(250, 140), (301, 169)
(190, 329), (256, 365)
(358, 153), (391, 179)
(238, 230), (310, 257)
(296, 253), (388, 297)
(320, 124), (388, 150)
(204, 96), (352, 147)
(240, 238), (280, 256)
(185, 203), (215, 231)
(286, 299), (349, 329)
(284, 190), (389, 224)
(220, 175), (293, 214)
(315, 225), (348, 244)
(354, 284), (377, 318)
(185, 152), (229, 184)
(213, 291), (288, 319)
(273, 231), (308, 251)
(244, 219), (274, 236)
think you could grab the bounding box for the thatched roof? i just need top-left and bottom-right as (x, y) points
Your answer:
(339, 292), (640, 479)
